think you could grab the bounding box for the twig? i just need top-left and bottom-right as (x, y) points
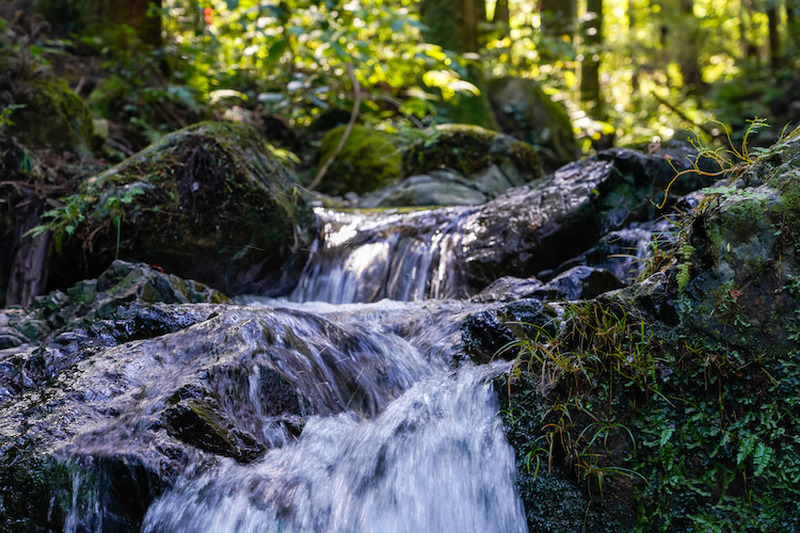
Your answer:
(307, 63), (360, 191)
(650, 91), (714, 137)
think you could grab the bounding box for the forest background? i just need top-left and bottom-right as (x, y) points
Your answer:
(4, 0), (799, 160)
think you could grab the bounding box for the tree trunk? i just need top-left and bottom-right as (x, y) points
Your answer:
(419, 0), (485, 52)
(492, 0), (510, 28)
(581, 0), (604, 117)
(788, 0), (800, 47)
(540, 0), (577, 38)
(5, 190), (50, 308)
(676, 0), (705, 93)
(767, 1), (782, 70)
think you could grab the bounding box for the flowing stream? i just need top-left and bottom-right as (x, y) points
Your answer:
(130, 208), (530, 532)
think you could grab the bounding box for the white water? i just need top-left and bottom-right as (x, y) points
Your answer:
(142, 362), (526, 533)
(290, 208), (473, 304)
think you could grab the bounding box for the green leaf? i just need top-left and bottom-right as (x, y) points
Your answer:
(752, 443), (772, 477)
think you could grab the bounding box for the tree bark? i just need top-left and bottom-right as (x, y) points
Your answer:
(5, 190), (50, 308)
(419, 0), (485, 52)
(539, 0), (577, 51)
(580, 0), (604, 117)
(492, 0), (510, 28)
(767, 1), (782, 70)
(676, 0), (705, 93)
(788, 0), (800, 47)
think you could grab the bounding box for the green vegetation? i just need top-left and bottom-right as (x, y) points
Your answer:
(316, 124), (402, 196)
(500, 300), (800, 531)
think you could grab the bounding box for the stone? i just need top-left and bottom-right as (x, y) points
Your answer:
(488, 77), (580, 172)
(46, 121), (317, 296)
(461, 145), (719, 292)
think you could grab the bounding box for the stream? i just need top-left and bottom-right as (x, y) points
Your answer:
(56, 206), (532, 532)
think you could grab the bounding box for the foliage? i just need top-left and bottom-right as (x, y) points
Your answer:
(161, 0), (478, 127)
(500, 294), (800, 531)
(27, 186), (144, 257)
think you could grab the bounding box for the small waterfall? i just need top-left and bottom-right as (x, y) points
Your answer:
(141, 363), (526, 533)
(291, 208), (473, 304)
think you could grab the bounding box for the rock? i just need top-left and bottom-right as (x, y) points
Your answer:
(472, 276), (546, 303)
(359, 124), (542, 208)
(462, 299), (559, 364)
(358, 170), (489, 208)
(462, 145), (719, 292)
(671, 134), (800, 354)
(535, 266), (625, 301)
(46, 121), (317, 296)
(315, 124), (402, 197)
(0, 295), (426, 530)
(2, 64), (95, 157)
(402, 123), (543, 183)
(488, 77), (580, 172)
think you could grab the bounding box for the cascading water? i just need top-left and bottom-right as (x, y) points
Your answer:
(142, 363), (526, 533)
(290, 207), (474, 304)
(57, 204), (532, 532)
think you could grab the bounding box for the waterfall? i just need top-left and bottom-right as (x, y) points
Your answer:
(141, 362), (526, 533)
(290, 208), (474, 304)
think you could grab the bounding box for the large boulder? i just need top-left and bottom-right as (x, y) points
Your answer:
(402, 123), (542, 181)
(315, 124), (402, 197)
(0, 48), (95, 157)
(672, 132), (800, 355)
(488, 77), (581, 172)
(0, 263), (429, 531)
(45, 121), (317, 296)
(462, 144), (720, 291)
(358, 124), (542, 208)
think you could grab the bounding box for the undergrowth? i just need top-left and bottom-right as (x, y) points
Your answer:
(499, 301), (800, 532)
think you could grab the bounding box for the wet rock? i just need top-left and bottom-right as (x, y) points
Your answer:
(488, 77), (580, 172)
(535, 266), (625, 301)
(462, 299), (559, 364)
(47, 121), (317, 296)
(462, 145), (720, 292)
(0, 297), (429, 530)
(472, 276), (546, 303)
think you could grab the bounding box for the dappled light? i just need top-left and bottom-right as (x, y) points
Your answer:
(2, 1), (800, 531)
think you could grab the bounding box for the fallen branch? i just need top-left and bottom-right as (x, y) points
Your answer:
(307, 63), (360, 191)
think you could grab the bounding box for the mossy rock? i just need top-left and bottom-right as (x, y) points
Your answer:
(488, 77), (580, 172)
(674, 134), (800, 355)
(315, 124), (402, 197)
(47, 121), (317, 296)
(402, 123), (543, 182)
(6, 72), (94, 157)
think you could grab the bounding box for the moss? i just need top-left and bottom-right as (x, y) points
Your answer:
(0, 441), (72, 532)
(46, 121), (316, 295)
(315, 124), (402, 197)
(10, 75), (94, 157)
(402, 123), (543, 180)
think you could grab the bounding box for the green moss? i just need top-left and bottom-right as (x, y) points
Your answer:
(0, 441), (72, 532)
(499, 299), (800, 532)
(10, 76), (94, 157)
(401, 123), (542, 180)
(315, 124), (402, 197)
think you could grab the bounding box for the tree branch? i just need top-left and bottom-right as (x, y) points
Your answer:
(307, 63), (361, 191)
